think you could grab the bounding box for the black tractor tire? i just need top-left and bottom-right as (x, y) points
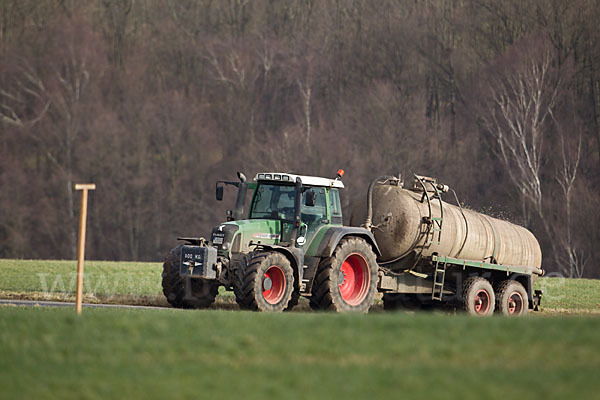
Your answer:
(162, 245), (219, 309)
(461, 276), (495, 316)
(382, 293), (423, 311)
(234, 251), (295, 312)
(310, 237), (378, 313)
(495, 280), (529, 316)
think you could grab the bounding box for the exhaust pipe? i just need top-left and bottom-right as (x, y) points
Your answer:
(289, 177), (303, 247)
(232, 172), (247, 220)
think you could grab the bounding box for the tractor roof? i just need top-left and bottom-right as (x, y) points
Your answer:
(254, 172), (344, 189)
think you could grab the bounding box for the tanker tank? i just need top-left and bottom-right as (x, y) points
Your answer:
(351, 175), (542, 273)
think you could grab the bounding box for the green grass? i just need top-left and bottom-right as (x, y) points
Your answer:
(0, 259), (598, 313)
(0, 259), (162, 295)
(533, 277), (600, 312)
(0, 259), (166, 305)
(0, 307), (598, 400)
(1, 261), (599, 398)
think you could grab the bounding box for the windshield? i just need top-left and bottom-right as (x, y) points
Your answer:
(250, 184), (297, 220)
(250, 184), (328, 222)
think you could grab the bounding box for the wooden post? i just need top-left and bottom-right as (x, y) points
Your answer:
(74, 183), (96, 314)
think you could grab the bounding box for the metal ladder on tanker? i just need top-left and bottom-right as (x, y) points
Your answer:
(413, 175), (446, 301)
(430, 215), (446, 301)
(431, 258), (446, 301)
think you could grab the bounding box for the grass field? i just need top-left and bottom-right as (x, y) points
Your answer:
(1, 306), (599, 400)
(0, 259), (598, 313)
(0, 259), (165, 305)
(1, 260), (599, 399)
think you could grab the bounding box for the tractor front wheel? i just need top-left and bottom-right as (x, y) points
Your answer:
(234, 251), (295, 312)
(310, 237), (378, 313)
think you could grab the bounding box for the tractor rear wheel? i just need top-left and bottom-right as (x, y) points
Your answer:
(495, 280), (528, 316)
(162, 245), (219, 309)
(461, 277), (495, 316)
(310, 237), (378, 313)
(234, 251), (295, 312)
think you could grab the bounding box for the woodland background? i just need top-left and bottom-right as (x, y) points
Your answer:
(0, 0), (598, 278)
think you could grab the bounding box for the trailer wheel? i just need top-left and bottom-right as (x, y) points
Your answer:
(234, 251), (295, 312)
(162, 245), (219, 309)
(461, 277), (495, 316)
(495, 280), (528, 316)
(310, 237), (378, 313)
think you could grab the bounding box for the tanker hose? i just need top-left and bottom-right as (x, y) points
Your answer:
(364, 175), (397, 231)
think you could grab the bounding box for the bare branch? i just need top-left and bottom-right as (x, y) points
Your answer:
(205, 48), (236, 86)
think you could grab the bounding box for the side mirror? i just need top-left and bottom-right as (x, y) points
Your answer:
(305, 190), (316, 207)
(216, 185), (224, 201)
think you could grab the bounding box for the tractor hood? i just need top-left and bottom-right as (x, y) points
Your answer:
(210, 219), (287, 256)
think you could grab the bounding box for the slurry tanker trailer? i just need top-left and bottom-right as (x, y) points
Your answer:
(162, 171), (543, 316)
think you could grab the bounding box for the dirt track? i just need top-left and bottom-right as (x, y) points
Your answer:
(0, 299), (172, 310)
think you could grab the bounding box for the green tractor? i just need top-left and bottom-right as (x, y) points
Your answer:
(162, 170), (380, 312)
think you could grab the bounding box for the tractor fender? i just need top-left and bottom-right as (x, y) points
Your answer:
(254, 244), (304, 287)
(316, 227), (381, 258)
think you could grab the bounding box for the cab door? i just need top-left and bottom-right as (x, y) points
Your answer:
(299, 187), (329, 247)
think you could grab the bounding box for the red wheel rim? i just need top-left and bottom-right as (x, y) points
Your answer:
(473, 289), (491, 315)
(508, 291), (524, 315)
(262, 265), (286, 304)
(338, 253), (370, 306)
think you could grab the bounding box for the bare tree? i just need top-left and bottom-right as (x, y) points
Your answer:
(296, 59), (313, 148)
(1, 0), (599, 271)
(0, 14), (102, 258)
(482, 47), (558, 212)
(478, 39), (586, 277)
(555, 127), (585, 277)
(101, 0), (133, 66)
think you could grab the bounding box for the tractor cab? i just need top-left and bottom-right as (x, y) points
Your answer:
(212, 171), (344, 257)
(249, 172), (344, 246)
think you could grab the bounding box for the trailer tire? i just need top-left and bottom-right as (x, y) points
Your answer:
(234, 251), (295, 312)
(495, 280), (528, 316)
(310, 237), (378, 313)
(162, 245), (219, 309)
(461, 277), (495, 316)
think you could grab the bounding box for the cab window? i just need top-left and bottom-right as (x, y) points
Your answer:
(301, 188), (327, 222)
(329, 188), (342, 224)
